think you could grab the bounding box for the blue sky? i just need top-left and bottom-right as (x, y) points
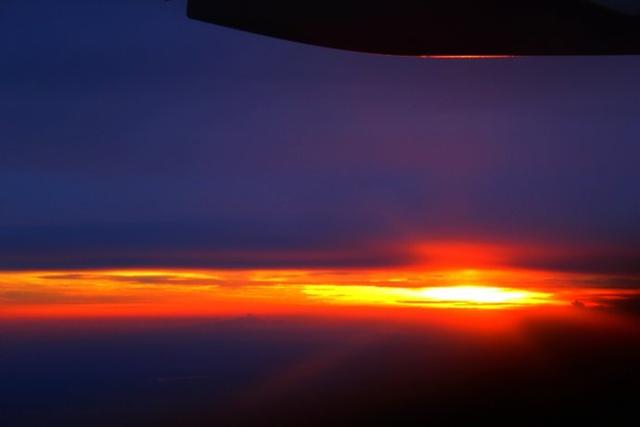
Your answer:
(1, 0), (640, 273)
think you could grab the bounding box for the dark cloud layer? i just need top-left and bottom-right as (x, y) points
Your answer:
(2, 1), (640, 275)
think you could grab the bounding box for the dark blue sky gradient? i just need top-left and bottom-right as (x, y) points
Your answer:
(2, 0), (640, 273)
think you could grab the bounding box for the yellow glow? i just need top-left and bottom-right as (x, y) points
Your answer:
(418, 286), (545, 304)
(2, 268), (636, 317)
(302, 285), (553, 309)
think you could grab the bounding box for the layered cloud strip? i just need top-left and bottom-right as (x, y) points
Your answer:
(2, 269), (640, 319)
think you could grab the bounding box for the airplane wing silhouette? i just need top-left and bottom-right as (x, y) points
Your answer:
(187, 0), (640, 56)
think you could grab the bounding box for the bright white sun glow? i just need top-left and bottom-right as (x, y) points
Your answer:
(417, 286), (534, 304)
(302, 285), (553, 309)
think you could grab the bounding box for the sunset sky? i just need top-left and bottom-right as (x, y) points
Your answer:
(2, 0), (640, 277)
(2, 2), (640, 426)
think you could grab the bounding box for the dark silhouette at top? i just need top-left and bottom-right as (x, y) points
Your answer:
(187, 0), (640, 55)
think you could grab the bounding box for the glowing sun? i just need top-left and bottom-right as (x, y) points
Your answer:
(302, 285), (553, 309)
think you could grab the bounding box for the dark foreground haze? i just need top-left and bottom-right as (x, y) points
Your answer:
(2, 306), (639, 426)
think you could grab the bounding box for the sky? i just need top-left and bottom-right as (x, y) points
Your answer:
(2, 0), (640, 277)
(2, 4), (640, 425)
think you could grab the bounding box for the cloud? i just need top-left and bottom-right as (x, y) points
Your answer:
(2, 222), (640, 285)
(0, 221), (416, 270)
(0, 290), (147, 305)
